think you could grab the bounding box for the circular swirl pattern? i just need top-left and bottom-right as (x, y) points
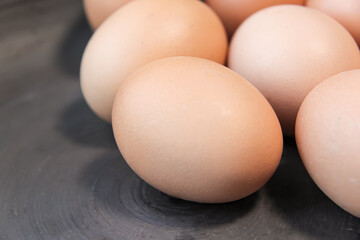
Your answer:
(0, 1), (359, 239)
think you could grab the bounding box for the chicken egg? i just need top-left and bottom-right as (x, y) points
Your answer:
(205, 0), (305, 36)
(81, 0), (228, 122)
(307, 0), (360, 46)
(228, 5), (360, 134)
(112, 56), (283, 203)
(83, 0), (132, 29)
(296, 69), (360, 218)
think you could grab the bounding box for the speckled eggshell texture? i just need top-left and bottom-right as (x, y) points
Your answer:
(296, 69), (360, 218)
(228, 5), (360, 134)
(112, 56), (283, 203)
(81, 0), (228, 122)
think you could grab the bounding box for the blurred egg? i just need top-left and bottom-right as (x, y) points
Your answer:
(296, 69), (360, 218)
(205, 0), (305, 36)
(228, 5), (360, 134)
(307, 0), (360, 46)
(83, 0), (132, 29)
(81, 0), (227, 122)
(112, 56), (283, 203)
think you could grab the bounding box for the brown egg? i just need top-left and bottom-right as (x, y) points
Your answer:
(228, 5), (360, 135)
(307, 0), (360, 46)
(83, 0), (132, 29)
(296, 69), (360, 218)
(112, 56), (283, 203)
(81, 0), (227, 122)
(205, 0), (305, 36)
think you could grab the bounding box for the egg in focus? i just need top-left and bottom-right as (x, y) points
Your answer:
(80, 0), (228, 122)
(83, 0), (133, 29)
(307, 0), (360, 46)
(205, 0), (305, 36)
(112, 56), (283, 203)
(228, 5), (360, 135)
(296, 69), (360, 218)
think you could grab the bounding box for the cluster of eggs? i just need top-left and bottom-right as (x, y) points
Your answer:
(80, 0), (360, 218)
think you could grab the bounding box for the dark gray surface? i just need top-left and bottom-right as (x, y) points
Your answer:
(0, 0), (359, 239)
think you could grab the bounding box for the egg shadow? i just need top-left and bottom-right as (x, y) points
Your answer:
(56, 10), (92, 78)
(55, 97), (116, 149)
(264, 136), (360, 240)
(78, 151), (259, 229)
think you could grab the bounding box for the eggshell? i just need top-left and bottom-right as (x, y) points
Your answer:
(112, 56), (283, 203)
(81, 0), (228, 122)
(296, 69), (360, 218)
(307, 0), (360, 46)
(228, 5), (360, 134)
(205, 0), (305, 36)
(83, 0), (132, 29)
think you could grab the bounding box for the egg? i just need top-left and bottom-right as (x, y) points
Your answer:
(307, 0), (360, 46)
(205, 0), (305, 36)
(81, 0), (228, 122)
(228, 5), (360, 135)
(112, 56), (283, 203)
(296, 69), (360, 218)
(83, 0), (133, 29)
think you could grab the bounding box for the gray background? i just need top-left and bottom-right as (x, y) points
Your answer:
(0, 0), (359, 239)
